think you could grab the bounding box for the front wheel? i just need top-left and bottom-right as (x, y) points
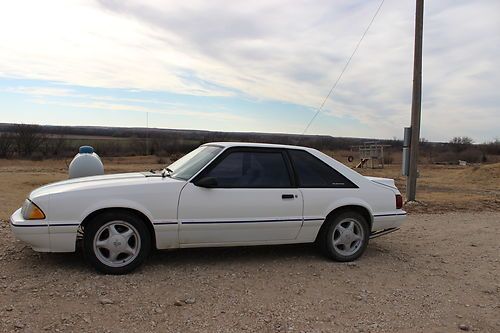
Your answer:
(322, 211), (369, 261)
(83, 211), (151, 274)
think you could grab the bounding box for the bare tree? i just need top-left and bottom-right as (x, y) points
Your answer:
(42, 135), (69, 157)
(450, 136), (474, 145)
(14, 124), (46, 157)
(0, 132), (15, 158)
(449, 136), (474, 153)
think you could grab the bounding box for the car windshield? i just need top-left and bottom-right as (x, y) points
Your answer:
(165, 145), (223, 180)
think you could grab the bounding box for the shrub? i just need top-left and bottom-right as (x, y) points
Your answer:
(458, 148), (483, 163)
(0, 132), (14, 158)
(434, 151), (458, 164)
(30, 151), (44, 161)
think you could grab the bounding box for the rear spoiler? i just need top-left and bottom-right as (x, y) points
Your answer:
(365, 176), (397, 189)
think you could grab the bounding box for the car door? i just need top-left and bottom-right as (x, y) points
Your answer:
(178, 148), (303, 245)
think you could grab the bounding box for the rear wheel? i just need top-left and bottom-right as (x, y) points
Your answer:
(83, 211), (151, 274)
(320, 211), (369, 261)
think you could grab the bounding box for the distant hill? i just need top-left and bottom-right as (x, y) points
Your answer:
(1, 123), (497, 164)
(0, 122), (399, 152)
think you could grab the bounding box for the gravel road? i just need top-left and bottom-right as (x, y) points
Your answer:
(0, 212), (499, 333)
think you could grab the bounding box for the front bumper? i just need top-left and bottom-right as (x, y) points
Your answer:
(10, 208), (78, 252)
(10, 208), (51, 252)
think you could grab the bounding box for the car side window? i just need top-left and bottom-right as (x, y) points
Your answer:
(288, 150), (356, 188)
(204, 151), (292, 188)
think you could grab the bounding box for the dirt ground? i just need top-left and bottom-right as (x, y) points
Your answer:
(0, 158), (499, 332)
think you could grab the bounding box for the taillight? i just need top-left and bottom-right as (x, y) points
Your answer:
(395, 194), (403, 209)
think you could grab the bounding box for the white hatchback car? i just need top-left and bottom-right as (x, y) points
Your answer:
(10, 142), (406, 274)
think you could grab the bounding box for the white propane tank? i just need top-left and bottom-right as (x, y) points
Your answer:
(68, 146), (104, 179)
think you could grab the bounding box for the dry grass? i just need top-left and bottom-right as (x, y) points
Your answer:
(357, 163), (500, 213)
(0, 156), (167, 220)
(0, 157), (499, 220)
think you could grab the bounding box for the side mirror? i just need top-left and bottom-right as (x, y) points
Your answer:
(195, 176), (218, 188)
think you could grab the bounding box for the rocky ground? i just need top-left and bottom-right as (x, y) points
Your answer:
(0, 212), (499, 333)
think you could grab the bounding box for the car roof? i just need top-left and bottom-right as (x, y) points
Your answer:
(203, 142), (312, 150)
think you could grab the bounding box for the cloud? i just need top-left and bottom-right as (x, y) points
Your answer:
(35, 98), (251, 122)
(0, 0), (499, 140)
(6, 84), (250, 122)
(3, 85), (185, 107)
(2, 86), (74, 97)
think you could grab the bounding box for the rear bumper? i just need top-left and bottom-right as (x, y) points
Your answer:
(372, 211), (406, 232)
(10, 208), (78, 252)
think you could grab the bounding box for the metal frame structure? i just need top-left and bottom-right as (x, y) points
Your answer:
(351, 142), (391, 169)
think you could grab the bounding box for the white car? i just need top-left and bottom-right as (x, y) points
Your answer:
(10, 142), (406, 274)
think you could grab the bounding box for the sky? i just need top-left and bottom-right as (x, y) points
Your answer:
(0, 0), (499, 142)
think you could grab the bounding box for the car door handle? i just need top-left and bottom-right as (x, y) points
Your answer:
(282, 194), (294, 199)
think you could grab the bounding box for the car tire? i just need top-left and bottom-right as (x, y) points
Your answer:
(321, 211), (369, 262)
(83, 211), (151, 274)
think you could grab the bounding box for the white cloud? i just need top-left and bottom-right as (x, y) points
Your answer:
(0, 0), (499, 141)
(3, 85), (187, 107)
(5, 84), (250, 122)
(2, 86), (74, 97)
(35, 98), (251, 123)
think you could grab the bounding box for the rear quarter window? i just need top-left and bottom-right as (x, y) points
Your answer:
(288, 150), (357, 188)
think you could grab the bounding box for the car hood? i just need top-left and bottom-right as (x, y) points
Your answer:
(29, 172), (161, 199)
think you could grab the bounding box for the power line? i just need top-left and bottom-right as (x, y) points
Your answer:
(301, 0), (386, 136)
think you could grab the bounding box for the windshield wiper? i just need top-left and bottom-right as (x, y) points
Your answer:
(161, 167), (173, 178)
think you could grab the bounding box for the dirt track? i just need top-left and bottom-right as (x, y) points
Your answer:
(0, 212), (499, 333)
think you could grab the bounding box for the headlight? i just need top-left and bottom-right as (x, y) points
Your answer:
(21, 199), (46, 220)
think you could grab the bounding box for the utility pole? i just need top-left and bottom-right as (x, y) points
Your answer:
(407, 0), (424, 201)
(146, 112), (149, 156)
